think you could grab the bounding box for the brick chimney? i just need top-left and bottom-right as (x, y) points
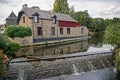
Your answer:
(22, 4), (28, 9)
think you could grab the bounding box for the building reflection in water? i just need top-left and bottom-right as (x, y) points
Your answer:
(16, 40), (88, 57)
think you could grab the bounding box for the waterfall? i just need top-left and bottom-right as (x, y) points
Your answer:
(87, 60), (96, 71)
(18, 67), (25, 80)
(72, 64), (79, 75)
(100, 59), (106, 68)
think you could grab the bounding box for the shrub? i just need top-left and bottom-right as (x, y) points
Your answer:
(0, 34), (8, 52)
(0, 34), (20, 57)
(4, 25), (32, 38)
(5, 42), (20, 57)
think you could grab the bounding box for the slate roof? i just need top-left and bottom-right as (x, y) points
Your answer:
(18, 7), (76, 22)
(6, 11), (17, 20)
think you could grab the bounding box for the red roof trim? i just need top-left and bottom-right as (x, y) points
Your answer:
(58, 21), (80, 27)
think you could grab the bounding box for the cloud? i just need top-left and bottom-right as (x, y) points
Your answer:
(0, 0), (10, 4)
(68, 0), (120, 18)
(0, 0), (120, 24)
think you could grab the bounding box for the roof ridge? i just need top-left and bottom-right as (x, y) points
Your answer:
(20, 7), (76, 22)
(6, 11), (17, 19)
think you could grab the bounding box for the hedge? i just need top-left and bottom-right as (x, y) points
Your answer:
(4, 25), (32, 38)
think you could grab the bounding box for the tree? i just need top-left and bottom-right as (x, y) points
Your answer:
(104, 19), (120, 75)
(92, 18), (106, 32)
(104, 23), (120, 45)
(53, 0), (69, 14)
(69, 6), (75, 17)
(72, 10), (92, 29)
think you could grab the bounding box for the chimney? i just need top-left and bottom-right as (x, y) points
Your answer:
(31, 6), (40, 9)
(22, 4), (28, 9)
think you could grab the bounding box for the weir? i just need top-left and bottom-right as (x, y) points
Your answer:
(6, 52), (114, 80)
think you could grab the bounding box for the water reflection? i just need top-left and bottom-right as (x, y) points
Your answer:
(16, 40), (88, 57)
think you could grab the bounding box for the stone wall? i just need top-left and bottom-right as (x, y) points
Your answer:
(19, 14), (32, 28)
(13, 36), (33, 46)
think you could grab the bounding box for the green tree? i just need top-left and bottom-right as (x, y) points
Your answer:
(104, 19), (120, 77)
(92, 18), (106, 32)
(104, 23), (120, 45)
(69, 6), (75, 17)
(72, 10), (92, 29)
(53, 0), (69, 14)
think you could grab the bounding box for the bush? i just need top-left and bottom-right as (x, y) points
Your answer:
(5, 42), (20, 57)
(4, 25), (32, 38)
(0, 34), (20, 57)
(0, 34), (8, 52)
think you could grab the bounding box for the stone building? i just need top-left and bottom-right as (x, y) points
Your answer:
(17, 4), (88, 45)
(6, 11), (17, 26)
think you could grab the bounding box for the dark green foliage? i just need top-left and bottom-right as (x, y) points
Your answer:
(104, 23), (120, 45)
(4, 25), (32, 38)
(92, 18), (106, 32)
(0, 34), (8, 52)
(72, 10), (92, 29)
(5, 42), (20, 57)
(0, 34), (20, 57)
(53, 0), (69, 14)
(0, 55), (3, 66)
(104, 18), (120, 74)
(90, 31), (104, 46)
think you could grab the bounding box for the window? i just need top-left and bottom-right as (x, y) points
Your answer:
(33, 13), (39, 23)
(37, 27), (42, 35)
(67, 28), (70, 34)
(34, 16), (38, 23)
(60, 28), (63, 34)
(81, 28), (84, 34)
(51, 27), (55, 35)
(23, 17), (25, 23)
(52, 15), (57, 24)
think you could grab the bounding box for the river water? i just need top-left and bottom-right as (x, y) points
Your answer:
(5, 40), (117, 80)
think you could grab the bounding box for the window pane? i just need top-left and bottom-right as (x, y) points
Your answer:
(51, 27), (55, 35)
(37, 27), (42, 35)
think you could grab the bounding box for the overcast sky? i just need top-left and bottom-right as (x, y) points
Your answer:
(0, 0), (120, 24)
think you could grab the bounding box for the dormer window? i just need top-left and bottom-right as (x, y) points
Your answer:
(32, 13), (39, 23)
(34, 16), (38, 23)
(51, 15), (57, 24)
